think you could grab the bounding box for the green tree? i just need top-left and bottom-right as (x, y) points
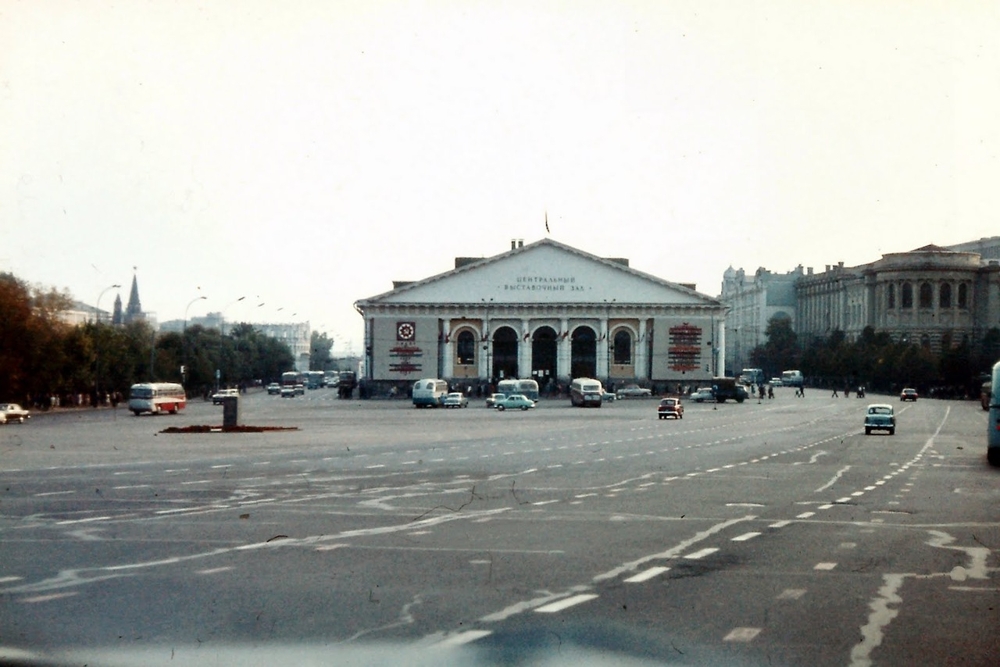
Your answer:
(310, 331), (333, 371)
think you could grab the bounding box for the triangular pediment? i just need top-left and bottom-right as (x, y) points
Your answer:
(358, 239), (719, 306)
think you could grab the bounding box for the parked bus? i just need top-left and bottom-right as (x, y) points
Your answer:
(740, 368), (764, 387)
(128, 382), (186, 415)
(570, 377), (604, 407)
(781, 370), (804, 388)
(496, 379), (540, 401)
(412, 378), (449, 407)
(305, 371), (325, 389)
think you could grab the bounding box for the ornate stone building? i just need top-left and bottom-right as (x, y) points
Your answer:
(355, 239), (727, 392)
(720, 237), (1000, 361)
(719, 266), (802, 375)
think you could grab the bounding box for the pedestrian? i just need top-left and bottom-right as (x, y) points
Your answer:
(831, 386), (839, 398)
(767, 385), (774, 399)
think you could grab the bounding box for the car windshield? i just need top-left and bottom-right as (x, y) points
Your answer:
(868, 406), (892, 415)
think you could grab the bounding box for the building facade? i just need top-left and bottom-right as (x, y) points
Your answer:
(355, 239), (727, 393)
(719, 266), (802, 375)
(721, 238), (1000, 360)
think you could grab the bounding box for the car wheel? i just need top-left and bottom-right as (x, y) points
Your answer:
(865, 427), (871, 435)
(988, 448), (1000, 466)
(497, 405), (505, 411)
(132, 410), (142, 416)
(888, 428), (895, 435)
(521, 406), (529, 411)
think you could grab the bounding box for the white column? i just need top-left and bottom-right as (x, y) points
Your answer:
(636, 319), (648, 380)
(597, 318), (609, 379)
(557, 318), (570, 379)
(441, 319), (453, 378)
(519, 319), (531, 379)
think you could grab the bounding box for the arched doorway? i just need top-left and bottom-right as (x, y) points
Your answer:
(571, 326), (597, 379)
(492, 326), (519, 380)
(531, 326), (558, 388)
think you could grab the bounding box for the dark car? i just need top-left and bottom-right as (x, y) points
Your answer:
(657, 397), (683, 419)
(900, 388), (918, 402)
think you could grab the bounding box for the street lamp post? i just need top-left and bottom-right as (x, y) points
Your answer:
(183, 296), (207, 388)
(95, 284), (121, 324)
(221, 296), (245, 335)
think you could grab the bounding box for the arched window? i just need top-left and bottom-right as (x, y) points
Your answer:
(887, 284), (895, 309)
(613, 330), (632, 365)
(901, 282), (913, 308)
(940, 283), (951, 309)
(456, 330), (476, 365)
(958, 283), (968, 309)
(919, 283), (933, 309)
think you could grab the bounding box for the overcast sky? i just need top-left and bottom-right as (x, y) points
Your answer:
(3, 1), (998, 354)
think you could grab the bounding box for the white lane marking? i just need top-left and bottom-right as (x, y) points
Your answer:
(731, 532), (761, 542)
(113, 484), (151, 490)
(534, 593), (599, 613)
(21, 592), (79, 603)
(851, 491), (865, 497)
(814, 562), (838, 570)
(34, 491), (75, 497)
(726, 503), (765, 508)
(835, 497), (853, 503)
(210, 464), (230, 469)
(624, 567), (670, 583)
(815, 466), (851, 493)
(593, 516), (756, 583)
(796, 512), (815, 519)
(683, 548), (719, 560)
(818, 504), (834, 510)
(315, 544), (346, 552)
(532, 500), (559, 506)
(777, 589), (806, 600)
(434, 630), (493, 647)
(55, 516), (111, 525)
(724, 627), (761, 642)
(0, 576), (23, 584)
(197, 567), (233, 575)
(365, 464), (385, 469)
(154, 505), (225, 515)
(769, 520), (792, 528)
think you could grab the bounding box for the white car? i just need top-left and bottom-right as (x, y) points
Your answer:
(616, 384), (652, 398)
(688, 388), (714, 403)
(211, 389), (239, 405)
(443, 392), (469, 408)
(0, 403), (30, 423)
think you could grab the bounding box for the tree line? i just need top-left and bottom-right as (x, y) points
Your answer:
(1, 272), (295, 407)
(750, 316), (1000, 396)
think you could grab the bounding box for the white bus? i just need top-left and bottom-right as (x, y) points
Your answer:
(412, 378), (449, 408)
(780, 370), (804, 388)
(128, 382), (187, 415)
(570, 377), (603, 408)
(496, 379), (540, 401)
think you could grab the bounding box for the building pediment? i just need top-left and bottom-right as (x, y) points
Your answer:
(357, 239), (719, 308)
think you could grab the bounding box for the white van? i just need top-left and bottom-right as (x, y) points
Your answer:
(412, 378), (449, 408)
(988, 361), (1000, 466)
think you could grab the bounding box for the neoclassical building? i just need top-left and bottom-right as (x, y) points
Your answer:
(355, 239), (727, 392)
(795, 243), (1000, 352)
(720, 236), (1000, 362)
(720, 265), (802, 375)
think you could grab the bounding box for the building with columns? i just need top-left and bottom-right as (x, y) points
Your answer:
(795, 243), (1000, 352)
(355, 239), (727, 393)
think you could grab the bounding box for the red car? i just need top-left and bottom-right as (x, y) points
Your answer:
(900, 388), (918, 402)
(657, 397), (684, 419)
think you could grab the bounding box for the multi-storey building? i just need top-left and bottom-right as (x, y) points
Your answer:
(719, 266), (802, 375)
(721, 237), (1000, 360)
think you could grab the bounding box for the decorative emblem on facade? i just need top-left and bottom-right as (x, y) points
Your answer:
(396, 321), (415, 341)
